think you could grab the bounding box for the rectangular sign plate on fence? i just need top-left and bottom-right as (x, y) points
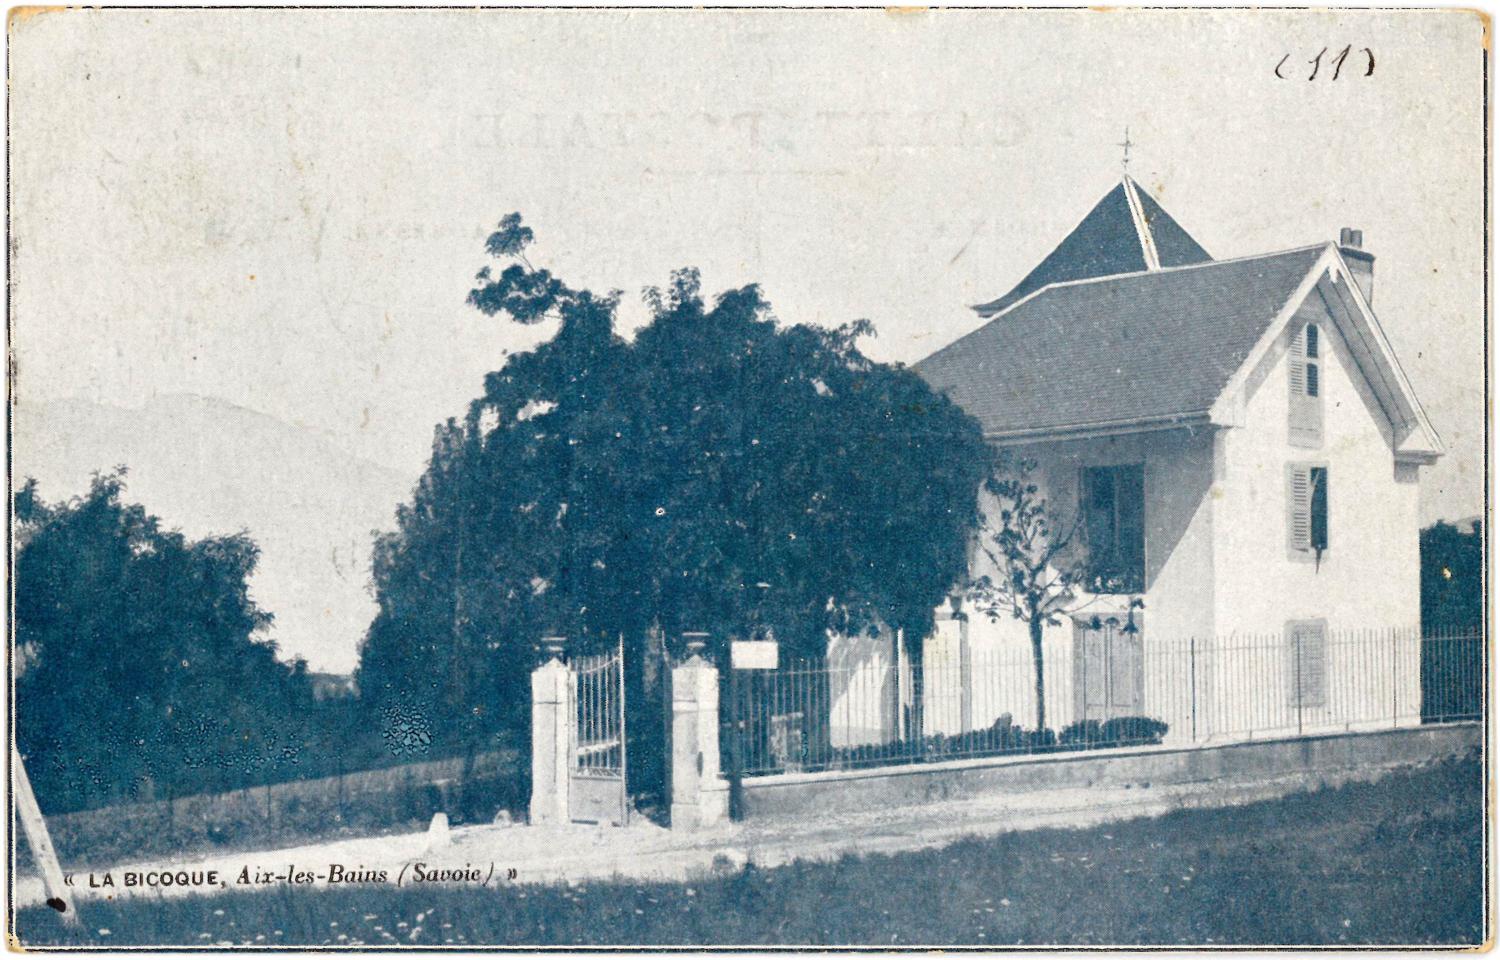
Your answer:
(731, 640), (778, 670)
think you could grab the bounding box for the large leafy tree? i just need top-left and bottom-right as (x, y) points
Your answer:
(1419, 519), (1482, 631)
(358, 214), (993, 767)
(1417, 519), (1483, 722)
(14, 472), (316, 813)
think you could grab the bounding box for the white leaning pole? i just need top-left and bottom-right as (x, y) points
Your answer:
(12, 746), (80, 926)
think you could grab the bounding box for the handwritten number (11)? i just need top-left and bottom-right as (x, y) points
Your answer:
(1275, 46), (1375, 80)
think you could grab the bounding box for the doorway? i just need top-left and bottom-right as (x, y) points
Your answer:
(1072, 612), (1145, 722)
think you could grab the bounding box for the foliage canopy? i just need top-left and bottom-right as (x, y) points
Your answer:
(357, 214), (993, 753)
(15, 472), (320, 812)
(1419, 519), (1482, 630)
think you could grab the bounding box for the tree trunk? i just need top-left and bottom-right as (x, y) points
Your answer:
(458, 745), (478, 822)
(1030, 616), (1047, 733)
(624, 628), (663, 808)
(449, 515), (468, 753)
(908, 641), (926, 757)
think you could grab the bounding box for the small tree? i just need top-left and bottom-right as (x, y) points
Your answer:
(965, 456), (1085, 732)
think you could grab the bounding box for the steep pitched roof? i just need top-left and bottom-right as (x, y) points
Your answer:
(916, 246), (1328, 439)
(973, 176), (1212, 319)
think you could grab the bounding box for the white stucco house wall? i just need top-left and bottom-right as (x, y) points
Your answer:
(824, 175), (1442, 749)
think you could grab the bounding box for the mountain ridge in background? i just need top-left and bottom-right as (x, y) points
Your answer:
(12, 393), (419, 673)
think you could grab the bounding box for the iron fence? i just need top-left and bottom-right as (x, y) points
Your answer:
(727, 625), (1483, 777)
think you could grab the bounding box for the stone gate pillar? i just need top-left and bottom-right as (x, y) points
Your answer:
(529, 653), (573, 825)
(670, 650), (729, 829)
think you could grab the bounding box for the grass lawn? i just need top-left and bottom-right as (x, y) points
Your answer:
(14, 751), (1486, 947)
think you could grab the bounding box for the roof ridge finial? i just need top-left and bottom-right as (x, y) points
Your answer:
(1117, 127), (1134, 176)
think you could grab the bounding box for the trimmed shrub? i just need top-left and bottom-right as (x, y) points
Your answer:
(1058, 716), (1168, 749)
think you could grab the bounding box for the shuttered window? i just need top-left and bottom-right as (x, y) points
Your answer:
(1080, 464), (1145, 594)
(1287, 463), (1329, 558)
(1289, 323), (1324, 446)
(1286, 619), (1328, 709)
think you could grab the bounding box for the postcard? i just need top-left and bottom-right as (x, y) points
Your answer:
(6, 6), (1489, 949)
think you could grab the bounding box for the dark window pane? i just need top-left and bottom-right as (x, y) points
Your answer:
(1306, 323), (1320, 359)
(1310, 466), (1328, 551)
(1081, 464), (1145, 593)
(1117, 465), (1145, 575)
(1090, 470), (1115, 510)
(1306, 362), (1320, 397)
(1081, 468), (1114, 567)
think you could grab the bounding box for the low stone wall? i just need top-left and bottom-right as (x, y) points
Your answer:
(739, 722), (1480, 820)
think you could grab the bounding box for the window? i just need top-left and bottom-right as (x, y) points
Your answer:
(1286, 619), (1328, 709)
(1288, 322), (1324, 446)
(1309, 466), (1328, 553)
(1080, 464), (1145, 593)
(1288, 463), (1329, 560)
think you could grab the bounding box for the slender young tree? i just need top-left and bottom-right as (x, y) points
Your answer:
(965, 455), (1086, 732)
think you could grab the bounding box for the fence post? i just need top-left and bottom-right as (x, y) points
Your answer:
(728, 660), (745, 821)
(529, 653), (572, 825)
(669, 645), (729, 830)
(12, 747), (80, 926)
(1189, 636), (1198, 742)
(1391, 628), (1399, 727)
(659, 634), (673, 812)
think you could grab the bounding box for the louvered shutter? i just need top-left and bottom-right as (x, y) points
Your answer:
(1301, 624), (1327, 707)
(1073, 619), (1109, 722)
(1286, 621), (1328, 709)
(1288, 325), (1324, 447)
(1287, 464), (1312, 553)
(1288, 327), (1307, 394)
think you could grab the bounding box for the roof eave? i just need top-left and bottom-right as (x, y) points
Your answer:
(1325, 250), (1447, 456)
(1395, 449), (1443, 466)
(983, 411), (1216, 446)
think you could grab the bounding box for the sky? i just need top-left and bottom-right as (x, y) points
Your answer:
(9, 8), (1487, 671)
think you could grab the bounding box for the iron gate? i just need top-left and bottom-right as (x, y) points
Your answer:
(570, 640), (628, 825)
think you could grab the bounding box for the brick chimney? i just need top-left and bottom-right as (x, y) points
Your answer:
(1339, 227), (1374, 305)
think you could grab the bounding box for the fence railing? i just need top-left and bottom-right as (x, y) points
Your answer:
(727, 626), (1483, 777)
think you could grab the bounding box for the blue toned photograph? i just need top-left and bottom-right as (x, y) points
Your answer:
(7, 7), (1488, 950)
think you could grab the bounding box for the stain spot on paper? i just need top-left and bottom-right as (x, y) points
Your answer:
(8, 6), (64, 33)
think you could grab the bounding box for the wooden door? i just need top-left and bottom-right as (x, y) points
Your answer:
(1073, 614), (1144, 722)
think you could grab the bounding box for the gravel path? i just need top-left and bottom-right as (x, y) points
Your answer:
(15, 765), (1391, 911)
